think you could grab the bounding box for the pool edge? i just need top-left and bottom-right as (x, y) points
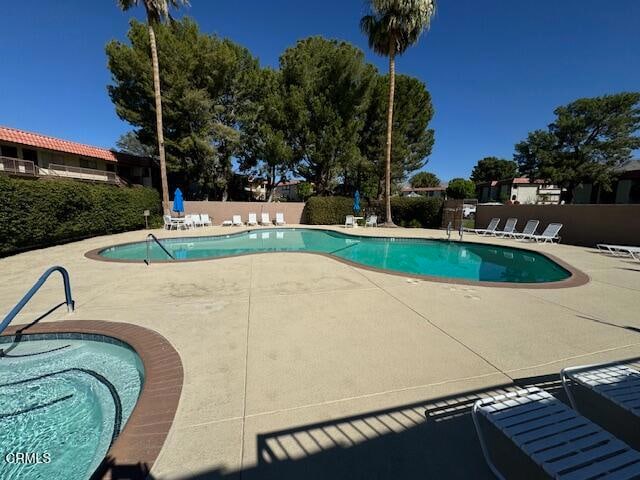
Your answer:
(1, 320), (183, 480)
(83, 227), (590, 289)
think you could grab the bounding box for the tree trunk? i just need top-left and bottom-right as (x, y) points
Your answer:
(148, 24), (170, 215)
(383, 44), (396, 227)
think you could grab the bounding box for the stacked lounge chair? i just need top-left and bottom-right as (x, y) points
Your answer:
(474, 362), (640, 479)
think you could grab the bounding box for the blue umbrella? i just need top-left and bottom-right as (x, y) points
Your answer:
(353, 190), (361, 213)
(173, 188), (184, 215)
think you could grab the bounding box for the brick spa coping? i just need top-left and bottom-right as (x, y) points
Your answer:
(1, 320), (183, 480)
(85, 228), (590, 289)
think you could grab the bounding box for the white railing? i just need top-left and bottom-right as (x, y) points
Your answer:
(0, 157), (37, 175)
(41, 163), (120, 183)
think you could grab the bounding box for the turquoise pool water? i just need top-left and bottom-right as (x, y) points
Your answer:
(0, 336), (144, 480)
(100, 228), (571, 284)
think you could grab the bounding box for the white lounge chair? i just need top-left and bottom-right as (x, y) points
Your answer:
(509, 220), (539, 239)
(495, 218), (518, 237)
(247, 213), (258, 226)
(524, 223), (563, 243)
(472, 218), (500, 236)
(562, 364), (640, 444)
(260, 212), (271, 226)
(473, 386), (640, 480)
(232, 215), (243, 226)
(222, 220), (233, 226)
(365, 215), (377, 227)
(189, 214), (203, 228)
(597, 244), (640, 260)
(163, 215), (179, 230)
(201, 214), (212, 226)
(183, 215), (196, 229)
(345, 215), (355, 228)
(275, 212), (285, 226)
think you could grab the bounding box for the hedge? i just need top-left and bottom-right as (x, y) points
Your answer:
(303, 196), (443, 228)
(0, 176), (161, 256)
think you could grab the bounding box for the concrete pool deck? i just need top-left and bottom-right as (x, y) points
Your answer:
(1, 225), (640, 479)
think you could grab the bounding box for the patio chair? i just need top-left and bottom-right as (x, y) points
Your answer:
(345, 215), (355, 228)
(473, 386), (640, 480)
(183, 215), (196, 229)
(260, 212), (271, 225)
(562, 363), (640, 450)
(495, 218), (518, 238)
(525, 223), (563, 243)
(201, 214), (212, 226)
(275, 212), (286, 226)
(247, 213), (258, 226)
(471, 218), (500, 236)
(509, 220), (539, 239)
(232, 215), (243, 226)
(597, 244), (640, 260)
(163, 215), (179, 230)
(190, 214), (204, 228)
(222, 219), (233, 226)
(365, 215), (377, 228)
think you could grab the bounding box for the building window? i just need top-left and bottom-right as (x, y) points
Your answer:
(79, 158), (98, 169)
(0, 145), (18, 158)
(106, 164), (115, 172)
(22, 149), (38, 162)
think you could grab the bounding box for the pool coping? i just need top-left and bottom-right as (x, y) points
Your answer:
(84, 227), (590, 289)
(1, 320), (183, 480)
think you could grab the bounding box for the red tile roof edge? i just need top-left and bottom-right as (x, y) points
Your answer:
(0, 126), (148, 163)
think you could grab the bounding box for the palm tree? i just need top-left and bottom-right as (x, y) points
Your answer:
(361, 0), (436, 226)
(117, 0), (189, 214)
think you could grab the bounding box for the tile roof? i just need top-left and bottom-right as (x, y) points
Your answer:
(0, 125), (122, 162)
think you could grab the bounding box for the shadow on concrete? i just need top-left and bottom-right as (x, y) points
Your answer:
(166, 372), (581, 480)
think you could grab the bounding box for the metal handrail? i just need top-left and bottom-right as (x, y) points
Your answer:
(447, 221), (452, 240)
(145, 234), (175, 265)
(0, 266), (74, 335)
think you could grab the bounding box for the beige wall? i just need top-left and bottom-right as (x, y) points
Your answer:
(476, 204), (640, 247)
(172, 201), (306, 225)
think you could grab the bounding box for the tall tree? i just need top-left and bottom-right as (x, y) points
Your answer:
(361, 0), (436, 226)
(470, 157), (518, 183)
(410, 171), (440, 188)
(107, 19), (260, 199)
(515, 93), (640, 202)
(446, 178), (476, 199)
(279, 37), (377, 194)
(359, 74), (435, 198)
(116, 0), (189, 214)
(239, 68), (296, 201)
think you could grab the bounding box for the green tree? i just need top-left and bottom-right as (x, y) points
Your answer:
(470, 157), (518, 183)
(359, 74), (435, 198)
(279, 37), (377, 195)
(515, 92), (640, 202)
(239, 68), (296, 201)
(410, 171), (440, 188)
(107, 19), (260, 199)
(116, 131), (155, 157)
(360, 0), (436, 226)
(116, 0), (189, 214)
(446, 178), (475, 199)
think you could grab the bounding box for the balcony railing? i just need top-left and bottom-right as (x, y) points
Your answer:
(41, 163), (121, 184)
(0, 157), (37, 176)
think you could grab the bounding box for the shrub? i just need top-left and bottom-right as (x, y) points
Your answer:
(302, 196), (354, 224)
(303, 195), (442, 228)
(0, 176), (161, 256)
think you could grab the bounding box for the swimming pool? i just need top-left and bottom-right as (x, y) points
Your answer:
(95, 228), (578, 285)
(0, 334), (144, 480)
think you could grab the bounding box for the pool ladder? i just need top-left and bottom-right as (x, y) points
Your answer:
(446, 222), (464, 241)
(145, 233), (175, 265)
(0, 266), (75, 335)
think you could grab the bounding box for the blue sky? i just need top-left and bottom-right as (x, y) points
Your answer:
(1, 0), (639, 181)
